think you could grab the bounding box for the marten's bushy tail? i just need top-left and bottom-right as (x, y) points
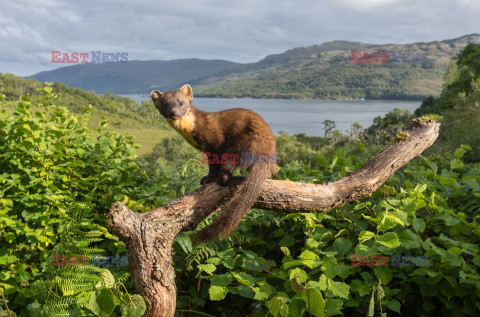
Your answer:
(194, 163), (270, 243)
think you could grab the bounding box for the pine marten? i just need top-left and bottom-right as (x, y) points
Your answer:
(151, 84), (276, 242)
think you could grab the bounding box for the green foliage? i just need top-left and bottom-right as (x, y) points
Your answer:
(171, 142), (480, 316)
(365, 108), (413, 145)
(322, 120), (336, 138)
(414, 43), (480, 162)
(437, 80), (480, 162)
(0, 85), (167, 316)
(195, 60), (444, 100)
(0, 73), (171, 155)
(27, 205), (145, 317)
(416, 43), (480, 116)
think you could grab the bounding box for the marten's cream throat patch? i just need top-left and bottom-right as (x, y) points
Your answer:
(167, 111), (198, 147)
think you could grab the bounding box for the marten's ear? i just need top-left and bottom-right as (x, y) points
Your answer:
(179, 84), (193, 102)
(151, 90), (163, 101)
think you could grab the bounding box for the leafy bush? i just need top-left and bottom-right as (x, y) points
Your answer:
(0, 86), (166, 316)
(28, 204), (145, 317)
(172, 143), (480, 317)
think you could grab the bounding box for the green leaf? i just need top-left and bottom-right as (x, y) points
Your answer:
(234, 285), (255, 298)
(101, 269), (115, 288)
(373, 267), (393, 285)
(443, 214), (460, 226)
(289, 268), (308, 283)
(0, 272), (10, 280)
(303, 287), (325, 317)
(253, 287), (270, 301)
(289, 297), (306, 317)
(333, 237), (353, 253)
(359, 231), (376, 243)
(298, 250), (321, 268)
(291, 277), (307, 293)
(88, 287), (115, 317)
(242, 255), (275, 272)
(317, 274), (328, 291)
(438, 176), (456, 186)
(386, 299), (401, 313)
(279, 235), (296, 247)
(450, 158), (464, 170)
(119, 294), (146, 317)
(330, 282), (349, 299)
(217, 248), (237, 269)
(209, 285), (228, 301)
(445, 275), (458, 287)
(197, 263), (216, 274)
(267, 297), (288, 317)
(368, 289), (375, 317)
(232, 272), (255, 286)
(454, 147), (466, 158)
(413, 218), (426, 233)
(444, 251), (462, 266)
(255, 281), (276, 299)
(280, 246), (291, 257)
(376, 232), (401, 248)
(325, 299), (343, 316)
(209, 273), (234, 287)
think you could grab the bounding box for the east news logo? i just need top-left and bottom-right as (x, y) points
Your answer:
(51, 51), (128, 63)
(351, 254), (429, 266)
(351, 51), (429, 64)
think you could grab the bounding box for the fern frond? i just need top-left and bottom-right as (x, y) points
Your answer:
(57, 278), (95, 296)
(185, 245), (217, 271)
(42, 297), (83, 317)
(57, 271), (103, 284)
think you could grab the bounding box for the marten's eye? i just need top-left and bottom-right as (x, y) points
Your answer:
(179, 101), (184, 106)
(162, 103), (168, 108)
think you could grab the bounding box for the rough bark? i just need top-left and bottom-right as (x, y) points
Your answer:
(107, 118), (440, 317)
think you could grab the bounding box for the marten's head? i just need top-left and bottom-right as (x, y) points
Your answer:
(151, 84), (192, 119)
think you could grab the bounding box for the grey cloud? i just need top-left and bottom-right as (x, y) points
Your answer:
(0, 0), (478, 76)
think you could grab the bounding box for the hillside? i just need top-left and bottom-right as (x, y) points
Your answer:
(27, 34), (480, 99)
(0, 73), (169, 155)
(193, 34), (480, 99)
(29, 59), (240, 94)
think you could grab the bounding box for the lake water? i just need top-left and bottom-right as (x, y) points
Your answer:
(119, 94), (420, 137)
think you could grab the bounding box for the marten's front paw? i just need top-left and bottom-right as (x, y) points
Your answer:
(215, 173), (230, 186)
(200, 175), (215, 185)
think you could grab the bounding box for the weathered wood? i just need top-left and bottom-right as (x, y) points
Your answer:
(107, 118), (440, 317)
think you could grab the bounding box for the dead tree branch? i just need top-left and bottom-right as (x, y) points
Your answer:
(107, 118), (440, 317)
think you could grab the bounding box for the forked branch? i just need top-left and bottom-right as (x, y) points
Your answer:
(108, 118), (440, 317)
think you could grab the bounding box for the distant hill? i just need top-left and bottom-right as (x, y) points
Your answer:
(28, 34), (480, 99)
(193, 34), (480, 99)
(28, 59), (240, 94)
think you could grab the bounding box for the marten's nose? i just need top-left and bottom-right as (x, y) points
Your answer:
(171, 108), (179, 116)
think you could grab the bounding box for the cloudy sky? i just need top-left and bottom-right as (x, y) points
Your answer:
(1, 0), (479, 76)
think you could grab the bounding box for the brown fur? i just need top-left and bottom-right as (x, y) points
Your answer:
(151, 85), (276, 242)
